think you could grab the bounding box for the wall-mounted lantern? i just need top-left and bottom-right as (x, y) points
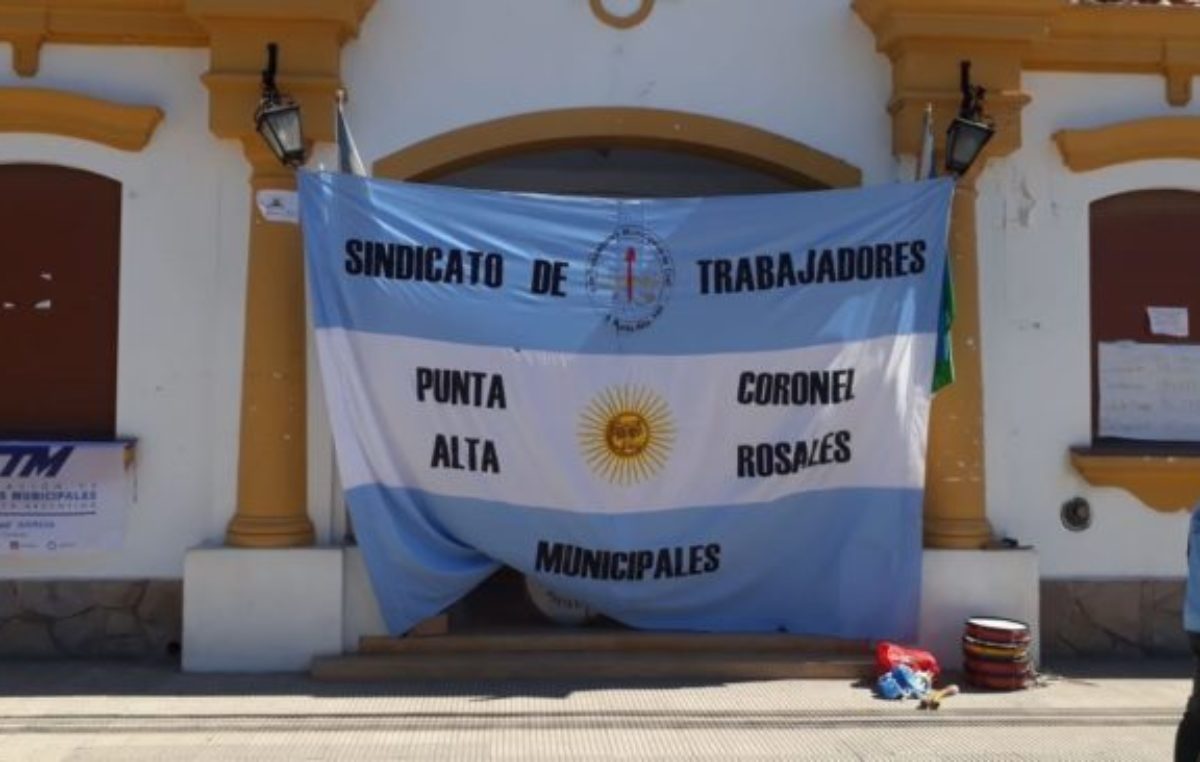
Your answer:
(945, 60), (995, 176)
(255, 43), (306, 168)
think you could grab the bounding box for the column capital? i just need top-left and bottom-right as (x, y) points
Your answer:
(854, 0), (1057, 161)
(190, 0), (373, 148)
(185, 0), (373, 42)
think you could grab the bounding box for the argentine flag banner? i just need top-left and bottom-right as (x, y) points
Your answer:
(299, 173), (954, 640)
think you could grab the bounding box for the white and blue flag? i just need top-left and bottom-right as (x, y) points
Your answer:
(299, 173), (954, 640)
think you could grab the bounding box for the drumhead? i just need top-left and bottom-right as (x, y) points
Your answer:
(966, 617), (1029, 632)
(965, 617), (1032, 645)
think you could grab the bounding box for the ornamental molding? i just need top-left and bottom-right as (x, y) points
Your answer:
(1054, 116), (1200, 171)
(1070, 448), (1200, 512)
(373, 107), (863, 190)
(589, 0), (655, 30)
(0, 86), (163, 150)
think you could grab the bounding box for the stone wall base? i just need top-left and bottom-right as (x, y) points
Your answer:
(5, 576), (1181, 662)
(1041, 579), (1187, 658)
(0, 580), (181, 660)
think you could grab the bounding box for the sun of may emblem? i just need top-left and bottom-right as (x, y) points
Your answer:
(578, 385), (676, 485)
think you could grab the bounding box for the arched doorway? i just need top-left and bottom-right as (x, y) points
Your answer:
(375, 107), (861, 191)
(370, 107), (862, 629)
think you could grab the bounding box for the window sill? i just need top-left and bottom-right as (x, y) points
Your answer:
(1070, 446), (1200, 512)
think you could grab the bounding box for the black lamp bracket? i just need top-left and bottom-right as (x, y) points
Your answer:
(959, 60), (987, 122)
(262, 43), (280, 101)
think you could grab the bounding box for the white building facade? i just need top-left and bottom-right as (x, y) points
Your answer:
(0, 0), (1194, 669)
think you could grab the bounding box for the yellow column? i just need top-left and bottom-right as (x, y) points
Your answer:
(186, 2), (373, 548)
(924, 179), (991, 549)
(226, 141), (314, 547)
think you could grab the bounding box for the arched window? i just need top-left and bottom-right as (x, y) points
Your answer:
(0, 165), (121, 440)
(1090, 190), (1200, 446)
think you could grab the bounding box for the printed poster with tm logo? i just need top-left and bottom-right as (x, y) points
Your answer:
(0, 441), (135, 554)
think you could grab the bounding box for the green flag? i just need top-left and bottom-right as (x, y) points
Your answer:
(917, 102), (955, 393)
(932, 259), (955, 392)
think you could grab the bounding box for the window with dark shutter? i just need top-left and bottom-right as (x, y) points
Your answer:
(0, 164), (121, 440)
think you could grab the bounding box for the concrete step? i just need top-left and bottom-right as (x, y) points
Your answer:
(313, 631), (875, 682)
(358, 631), (870, 655)
(311, 650), (874, 682)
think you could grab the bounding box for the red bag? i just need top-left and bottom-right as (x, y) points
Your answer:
(875, 641), (940, 678)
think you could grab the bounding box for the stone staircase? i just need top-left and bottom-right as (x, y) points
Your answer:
(311, 630), (876, 682)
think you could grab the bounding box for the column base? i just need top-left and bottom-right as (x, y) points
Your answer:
(924, 515), (992, 550)
(183, 547), (342, 672)
(920, 548), (1040, 670)
(225, 514), (315, 549)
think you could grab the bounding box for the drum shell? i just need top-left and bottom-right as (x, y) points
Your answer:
(965, 669), (1033, 691)
(964, 655), (1032, 677)
(965, 617), (1031, 646)
(962, 635), (1029, 662)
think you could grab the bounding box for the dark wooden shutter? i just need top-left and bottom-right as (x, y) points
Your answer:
(0, 165), (121, 439)
(1090, 190), (1200, 443)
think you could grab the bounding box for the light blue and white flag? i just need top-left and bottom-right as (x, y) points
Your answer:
(299, 173), (954, 640)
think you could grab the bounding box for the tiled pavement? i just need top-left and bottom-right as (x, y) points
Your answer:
(0, 660), (1189, 760)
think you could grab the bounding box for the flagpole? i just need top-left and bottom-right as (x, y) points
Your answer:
(336, 88), (368, 177)
(914, 101), (956, 393)
(917, 103), (935, 182)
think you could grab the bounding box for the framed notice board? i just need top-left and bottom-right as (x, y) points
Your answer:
(1090, 190), (1200, 446)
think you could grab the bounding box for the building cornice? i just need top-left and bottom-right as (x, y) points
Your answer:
(0, 1), (372, 79)
(853, 0), (1200, 160)
(1033, 4), (1200, 105)
(852, 0), (1062, 55)
(0, 1), (201, 77)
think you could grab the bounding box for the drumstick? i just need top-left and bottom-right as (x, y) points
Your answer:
(918, 684), (959, 710)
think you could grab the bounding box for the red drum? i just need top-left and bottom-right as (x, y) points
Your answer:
(962, 616), (1035, 691)
(964, 655), (1032, 677)
(965, 617), (1031, 646)
(965, 669), (1034, 691)
(962, 635), (1028, 661)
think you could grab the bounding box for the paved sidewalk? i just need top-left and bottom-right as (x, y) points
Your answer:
(0, 660), (1189, 760)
